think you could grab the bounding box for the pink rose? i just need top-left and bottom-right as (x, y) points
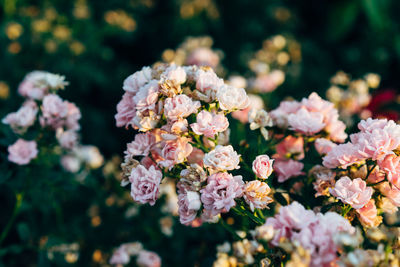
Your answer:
(378, 182), (400, 207)
(243, 180), (273, 211)
(231, 94), (264, 123)
(57, 129), (78, 149)
(200, 172), (244, 216)
(8, 139), (38, 165)
(274, 159), (304, 183)
(129, 165), (162, 206)
(329, 176), (373, 209)
(2, 100), (38, 134)
(378, 154), (400, 189)
(252, 155), (274, 179)
(136, 251), (161, 267)
(275, 136), (304, 160)
(322, 143), (365, 169)
(178, 191), (201, 225)
(158, 137), (193, 169)
(356, 199), (381, 227)
(216, 85), (249, 111)
(162, 65), (186, 84)
(186, 47), (220, 68)
(190, 111), (229, 138)
(270, 100), (301, 128)
(195, 69), (224, 102)
(203, 145), (240, 171)
(115, 92), (136, 128)
(126, 132), (156, 157)
(65, 102), (81, 131)
(287, 108), (325, 135)
(163, 95), (200, 121)
(123, 66), (153, 94)
(187, 147), (205, 166)
(314, 138), (337, 155)
(253, 70), (285, 93)
(133, 80), (160, 111)
(40, 94), (69, 129)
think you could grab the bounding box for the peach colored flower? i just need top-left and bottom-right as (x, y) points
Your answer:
(356, 199), (382, 227)
(8, 139), (38, 165)
(129, 165), (162, 206)
(190, 111), (229, 138)
(378, 182), (400, 207)
(275, 136), (304, 160)
(164, 94), (200, 121)
(378, 154), (400, 190)
(203, 145), (240, 171)
(158, 137), (193, 169)
(329, 176), (372, 209)
(243, 180), (273, 211)
(274, 159), (304, 182)
(252, 155), (274, 179)
(200, 172), (244, 216)
(216, 85), (249, 111)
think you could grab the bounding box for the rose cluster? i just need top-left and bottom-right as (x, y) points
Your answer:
(110, 242), (161, 267)
(116, 63), (278, 226)
(3, 71), (81, 165)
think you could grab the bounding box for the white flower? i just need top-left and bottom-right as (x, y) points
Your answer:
(203, 145), (240, 171)
(217, 85), (249, 111)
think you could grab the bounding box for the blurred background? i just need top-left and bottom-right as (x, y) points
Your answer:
(0, 0), (400, 266)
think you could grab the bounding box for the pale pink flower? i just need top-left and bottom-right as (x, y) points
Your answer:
(194, 69), (224, 102)
(163, 95), (200, 121)
(110, 246), (130, 265)
(162, 65), (187, 84)
(325, 119), (347, 142)
(158, 137), (193, 169)
(252, 155), (274, 179)
(356, 199), (381, 227)
(2, 100), (38, 134)
(329, 176), (372, 209)
(8, 139), (38, 165)
(243, 180), (273, 211)
(231, 94), (264, 123)
(275, 136), (304, 160)
(378, 182), (400, 207)
(57, 129), (78, 149)
(126, 132), (156, 157)
(287, 108), (325, 135)
(203, 145), (240, 171)
(264, 202), (317, 246)
(61, 155), (81, 173)
(133, 80), (160, 111)
(216, 85), (249, 111)
(186, 47), (220, 68)
(136, 251), (161, 267)
(123, 66), (153, 94)
(200, 172), (244, 216)
(274, 159), (304, 182)
(40, 94), (69, 129)
(378, 154), (400, 189)
(129, 165), (162, 206)
(115, 92), (136, 128)
(178, 191), (201, 225)
(65, 102), (81, 131)
(18, 71), (68, 100)
(161, 118), (188, 134)
(270, 100), (301, 128)
(358, 118), (395, 133)
(322, 143), (365, 169)
(140, 156), (158, 169)
(314, 138), (337, 155)
(190, 111), (229, 138)
(253, 70), (285, 93)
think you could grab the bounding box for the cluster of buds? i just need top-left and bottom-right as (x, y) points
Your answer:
(109, 242), (161, 267)
(3, 71), (81, 165)
(248, 35), (301, 93)
(116, 63), (277, 226)
(326, 71), (381, 125)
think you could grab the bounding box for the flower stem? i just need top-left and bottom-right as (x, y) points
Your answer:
(0, 193), (24, 247)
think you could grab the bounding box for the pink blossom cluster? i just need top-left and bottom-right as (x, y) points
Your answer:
(110, 242), (161, 267)
(264, 202), (355, 267)
(116, 64), (276, 225)
(3, 71), (82, 165)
